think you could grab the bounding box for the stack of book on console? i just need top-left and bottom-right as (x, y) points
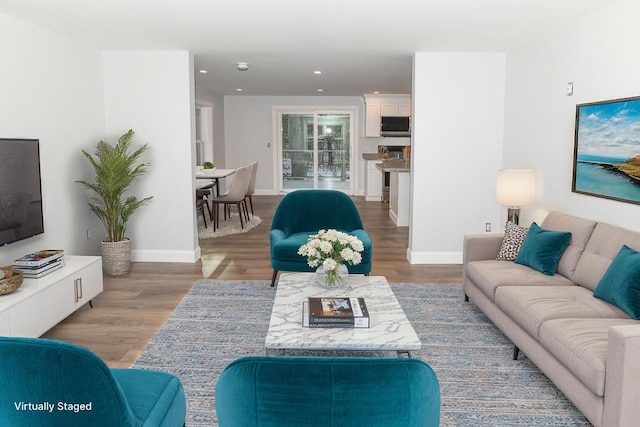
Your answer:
(303, 297), (370, 328)
(13, 250), (65, 279)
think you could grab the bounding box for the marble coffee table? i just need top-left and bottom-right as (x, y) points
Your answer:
(265, 272), (422, 357)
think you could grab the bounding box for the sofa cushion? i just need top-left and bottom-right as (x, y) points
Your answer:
(541, 212), (597, 280)
(573, 222), (640, 292)
(594, 245), (640, 319)
(496, 221), (529, 261)
(496, 286), (628, 339)
(466, 260), (574, 303)
(515, 222), (572, 275)
(539, 318), (639, 397)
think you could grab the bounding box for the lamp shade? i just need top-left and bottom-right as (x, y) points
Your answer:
(496, 169), (535, 206)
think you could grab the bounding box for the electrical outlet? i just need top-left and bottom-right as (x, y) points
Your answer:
(485, 222), (491, 232)
(86, 229), (91, 239)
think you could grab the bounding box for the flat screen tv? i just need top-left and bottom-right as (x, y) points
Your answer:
(0, 138), (45, 246)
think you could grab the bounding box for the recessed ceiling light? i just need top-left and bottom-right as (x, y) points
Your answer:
(373, 91), (380, 94)
(313, 70), (322, 75)
(198, 69), (208, 74)
(236, 88), (243, 92)
(317, 89), (323, 92)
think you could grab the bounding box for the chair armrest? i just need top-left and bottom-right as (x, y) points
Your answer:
(270, 229), (286, 244)
(350, 229), (372, 249)
(462, 233), (504, 264)
(603, 324), (640, 427)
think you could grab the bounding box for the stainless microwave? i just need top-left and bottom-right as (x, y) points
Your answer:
(380, 116), (411, 137)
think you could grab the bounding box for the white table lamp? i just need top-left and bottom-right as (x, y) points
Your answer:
(496, 169), (535, 225)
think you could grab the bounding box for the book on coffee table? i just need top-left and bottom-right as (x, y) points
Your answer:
(303, 297), (370, 328)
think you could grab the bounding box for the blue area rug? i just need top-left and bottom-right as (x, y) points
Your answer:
(133, 280), (591, 426)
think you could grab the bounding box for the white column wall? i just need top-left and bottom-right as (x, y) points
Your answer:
(102, 50), (199, 262)
(409, 52), (506, 263)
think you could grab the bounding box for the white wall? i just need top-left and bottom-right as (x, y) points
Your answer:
(0, 13), (105, 266)
(102, 51), (199, 262)
(504, 0), (640, 230)
(223, 96), (366, 195)
(409, 52), (507, 263)
(212, 94), (226, 168)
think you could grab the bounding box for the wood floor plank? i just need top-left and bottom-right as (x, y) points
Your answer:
(43, 195), (463, 367)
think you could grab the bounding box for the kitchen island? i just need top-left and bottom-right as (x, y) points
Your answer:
(375, 160), (410, 226)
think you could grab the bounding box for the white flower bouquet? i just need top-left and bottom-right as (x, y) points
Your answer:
(298, 229), (364, 287)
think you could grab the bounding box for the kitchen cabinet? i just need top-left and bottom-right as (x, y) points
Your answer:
(389, 171), (411, 226)
(365, 160), (383, 201)
(364, 94), (411, 137)
(381, 103), (412, 117)
(365, 104), (382, 138)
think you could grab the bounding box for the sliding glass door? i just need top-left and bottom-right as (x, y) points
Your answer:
(279, 109), (353, 193)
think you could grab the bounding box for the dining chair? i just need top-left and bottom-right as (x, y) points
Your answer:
(210, 165), (251, 230)
(196, 188), (212, 227)
(244, 161), (258, 217)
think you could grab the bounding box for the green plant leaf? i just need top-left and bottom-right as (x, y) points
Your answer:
(75, 129), (153, 242)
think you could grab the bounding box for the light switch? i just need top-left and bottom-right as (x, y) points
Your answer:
(566, 82), (574, 96)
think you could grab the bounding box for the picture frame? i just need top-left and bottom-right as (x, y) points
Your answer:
(572, 95), (640, 205)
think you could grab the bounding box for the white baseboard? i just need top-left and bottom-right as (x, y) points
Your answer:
(132, 248), (200, 263)
(406, 248), (462, 264)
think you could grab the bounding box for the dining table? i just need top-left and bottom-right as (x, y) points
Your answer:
(195, 168), (236, 197)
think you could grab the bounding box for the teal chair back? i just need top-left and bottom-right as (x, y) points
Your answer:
(271, 189), (365, 236)
(0, 336), (186, 427)
(270, 190), (372, 285)
(216, 356), (440, 427)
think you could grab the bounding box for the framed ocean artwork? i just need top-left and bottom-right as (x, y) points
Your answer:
(572, 95), (640, 205)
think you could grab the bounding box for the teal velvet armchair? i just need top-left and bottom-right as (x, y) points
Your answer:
(216, 356), (441, 427)
(0, 337), (186, 427)
(270, 190), (372, 286)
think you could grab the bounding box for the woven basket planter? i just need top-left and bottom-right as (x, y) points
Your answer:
(102, 238), (131, 276)
(0, 266), (24, 295)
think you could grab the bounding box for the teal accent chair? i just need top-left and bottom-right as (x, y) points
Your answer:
(0, 337), (186, 427)
(270, 190), (372, 286)
(216, 356), (441, 427)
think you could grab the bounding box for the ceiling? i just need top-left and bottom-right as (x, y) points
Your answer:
(0, 0), (620, 97)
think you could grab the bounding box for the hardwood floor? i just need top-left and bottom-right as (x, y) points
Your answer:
(43, 195), (462, 367)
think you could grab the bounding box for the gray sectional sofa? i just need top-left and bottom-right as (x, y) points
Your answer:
(462, 211), (640, 427)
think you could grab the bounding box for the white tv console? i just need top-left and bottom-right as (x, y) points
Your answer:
(0, 255), (103, 337)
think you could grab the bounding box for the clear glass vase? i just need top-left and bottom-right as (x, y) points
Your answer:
(315, 263), (349, 288)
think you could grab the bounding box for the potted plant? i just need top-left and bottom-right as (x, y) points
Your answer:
(76, 129), (153, 276)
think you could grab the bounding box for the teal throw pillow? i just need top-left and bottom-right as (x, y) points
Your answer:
(514, 222), (572, 276)
(594, 245), (640, 320)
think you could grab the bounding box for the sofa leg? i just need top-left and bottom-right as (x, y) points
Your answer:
(464, 293), (469, 302)
(271, 270), (278, 287)
(513, 346), (520, 360)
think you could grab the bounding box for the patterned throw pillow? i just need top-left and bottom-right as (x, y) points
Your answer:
(496, 221), (529, 261)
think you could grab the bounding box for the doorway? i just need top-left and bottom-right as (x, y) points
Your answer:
(195, 101), (213, 165)
(277, 109), (355, 194)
